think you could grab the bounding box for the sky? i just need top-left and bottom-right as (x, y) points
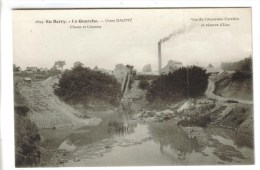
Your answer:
(13, 8), (252, 71)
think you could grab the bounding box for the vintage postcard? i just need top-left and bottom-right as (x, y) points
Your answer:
(12, 8), (253, 167)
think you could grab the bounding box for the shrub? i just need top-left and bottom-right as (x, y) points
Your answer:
(146, 66), (209, 104)
(15, 106), (29, 116)
(15, 106), (41, 167)
(54, 65), (121, 106)
(48, 67), (61, 76)
(135, 75), (159, 81)
(221, 56), (252, 72)
(232, 71), (251, 81)
(138, 79), (150, 90)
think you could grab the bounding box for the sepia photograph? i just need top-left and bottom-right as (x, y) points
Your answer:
(12, 8), (254, 167)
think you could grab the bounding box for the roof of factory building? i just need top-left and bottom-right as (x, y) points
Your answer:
(206, 67), (223, 74)
(167, 60), (183, 65)
(161, 60), (183, 74)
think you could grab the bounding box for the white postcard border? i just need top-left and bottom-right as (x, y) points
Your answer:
(1, 1), (260, 170)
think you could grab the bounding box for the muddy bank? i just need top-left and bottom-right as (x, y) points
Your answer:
(133, 98), (253, 136)
(38, 109), (122, 166)
(131, 99), (253, 165)
(15, 76), (101, 129)
(37, 95), (253, 166)
(14, 76), (103, 167)
(213, 73), (253, 101)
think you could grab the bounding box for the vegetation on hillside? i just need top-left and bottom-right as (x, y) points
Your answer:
(138, 79), (150, 90)
(214, 72), (253, 101)
(54, 65), (121, 107)
(13, 64), (21, 72)
(15, 107), (41, 167)
(146, 66), (209, 104)
(220, 56), (252, 72)
(48, 60), (66, 76)
(215, 57), (253, 100)
(232, 71), (252, 81)
(14, 88), (41, 167)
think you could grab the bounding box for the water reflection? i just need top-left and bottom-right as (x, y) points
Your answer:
(62, 111), (137, 147)
(56, 111), (253, 165)
(107, 120), (138, 136)
(147, 121), (205, 160)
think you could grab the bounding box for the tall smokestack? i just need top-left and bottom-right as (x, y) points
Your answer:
(158, 41), (162, 74)
(157, 25), (196, 75)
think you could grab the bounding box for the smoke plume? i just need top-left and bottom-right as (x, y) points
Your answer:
(159, 24), (196, 43)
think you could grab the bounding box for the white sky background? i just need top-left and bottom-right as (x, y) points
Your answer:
(13, 8), (252, 71)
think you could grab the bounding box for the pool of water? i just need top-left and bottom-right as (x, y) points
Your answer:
(41, 111), (254, 166)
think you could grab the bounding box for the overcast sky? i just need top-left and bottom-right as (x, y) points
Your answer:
(13, 8), (252, 71)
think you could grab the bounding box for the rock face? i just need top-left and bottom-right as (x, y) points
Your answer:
(214, 73), (253, 101)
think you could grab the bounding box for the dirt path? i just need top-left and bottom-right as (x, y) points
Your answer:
(17, 76), (100, 129)
(205, 78), (253, 105)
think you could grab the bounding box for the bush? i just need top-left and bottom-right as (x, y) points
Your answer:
(15, 106), (41, 167)
(54, 65), (121, 106)
(138, 80), (150, 90)
(15, 106), (29, 116)
(232, 71), (252, 81)
(146, 66), (209, 104)
(48, 67), (61, 76)
(135, 74), (159, 81)
(221, 56), (252, 72)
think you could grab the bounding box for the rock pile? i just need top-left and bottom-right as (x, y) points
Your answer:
(134, 109), (176, 122)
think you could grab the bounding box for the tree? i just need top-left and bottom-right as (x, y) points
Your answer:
(53, 60), (66, 70)
(54, 65), (121, 106)
(208, 64), (214, 68)
(142, 64), (152, 72)
(48, 61), (66, 76)
(13, 64), (21, 72)
(220, 56), (252, 72)
(138, 79), (150, 90)
(146, 66), (209, 104)
(73, 61), (84, 68)
(48, 67), (61, 76)
(15, 106), (41, 167)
